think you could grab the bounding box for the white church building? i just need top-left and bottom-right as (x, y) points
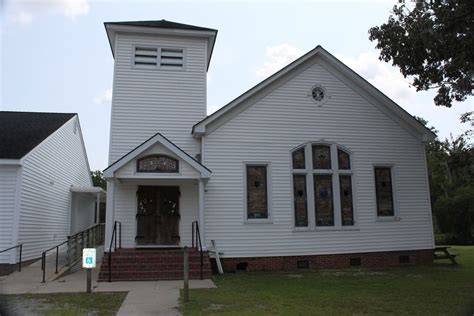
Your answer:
(100, 20), (436, 280)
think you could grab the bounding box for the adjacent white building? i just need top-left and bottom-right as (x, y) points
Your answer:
(0, 112), (103, 271)
(102, 20), (436, 276)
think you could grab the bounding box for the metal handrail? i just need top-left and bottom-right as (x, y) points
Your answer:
(108, 221), (122, 282)
(192, 221), (203, 280)
(0, 244), (23, 272)
(41, 223), (104, 282)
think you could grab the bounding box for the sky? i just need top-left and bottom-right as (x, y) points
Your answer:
(1, 0), (472, 171)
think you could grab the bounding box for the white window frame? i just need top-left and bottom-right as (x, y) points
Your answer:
(373, 164), (400, 221)
(291, 142), (358, 231)
(243, 162), (273, 224)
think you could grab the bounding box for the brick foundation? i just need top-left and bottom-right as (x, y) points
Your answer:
(221, 249), (434, 272)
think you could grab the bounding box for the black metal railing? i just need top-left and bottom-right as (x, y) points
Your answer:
(191, 220), (203, 280)
(41, 223), (105, 283)
(0, 244), (23, 272)
(108, 221), (122, 282)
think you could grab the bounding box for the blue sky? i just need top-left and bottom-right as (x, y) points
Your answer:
(1, 0), (472, 170)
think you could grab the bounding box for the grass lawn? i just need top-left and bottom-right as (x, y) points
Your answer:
(0, 292), (127, 316)
(181, 246), (474, 315)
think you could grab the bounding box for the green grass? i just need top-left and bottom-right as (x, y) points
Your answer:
(181, 246), (474, 315)
(0, 292), (127, 316)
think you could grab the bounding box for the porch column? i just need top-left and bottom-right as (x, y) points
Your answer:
(104, 179), (115, 252)
(198, 178), (207, 249)
(95, 192), (100, 224)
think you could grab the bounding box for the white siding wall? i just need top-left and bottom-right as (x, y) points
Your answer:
(113, 180), (199, 248)
(115, 143), (199, 179)
(18, 117), (92, 261)
(204, 61), (434, 258)
(70, 194), (95, 234)
(0, 165), (19, 263)
(109, 33), (207, 164)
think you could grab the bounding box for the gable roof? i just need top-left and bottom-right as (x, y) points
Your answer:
(104, 19), (218, 71)
(0, 111), (76, 159)
(103, 132), (211, 179)
(192, 46), (436, 142)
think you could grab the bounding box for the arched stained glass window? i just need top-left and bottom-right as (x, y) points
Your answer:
(292, 143), (354, 228)
(137, 155), (179, 173)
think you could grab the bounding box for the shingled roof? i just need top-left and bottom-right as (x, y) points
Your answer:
(0, 111), (76, 159)
(104, 19), (217, 32)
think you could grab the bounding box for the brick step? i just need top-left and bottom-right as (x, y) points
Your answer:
(98, 248), (213, 282)
(103, 264), (211, 270)
(101, 257), (207, 263)
(102, 253), (207, 259)
(98, 271), (212, 281)
(98, 270), (211, 277)
(108, 250), (203, 255)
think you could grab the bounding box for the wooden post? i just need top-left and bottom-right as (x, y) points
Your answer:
(183, 246), (189, 302)
(86, 269), (92, 293)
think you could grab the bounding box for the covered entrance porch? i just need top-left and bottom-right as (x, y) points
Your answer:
(100, 133), (212, 281)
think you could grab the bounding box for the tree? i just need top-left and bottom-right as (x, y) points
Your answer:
(415, 116), (474, 244)
(369, 0), (473, 108)
(91, 170), (107, 191)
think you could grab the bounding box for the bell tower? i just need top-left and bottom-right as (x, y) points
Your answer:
(104, 20), (217, 164)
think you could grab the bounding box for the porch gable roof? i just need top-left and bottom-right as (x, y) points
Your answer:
(103, 132), (211, 179)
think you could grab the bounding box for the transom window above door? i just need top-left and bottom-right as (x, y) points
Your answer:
(136, 155), (179, 173)
(292, 143), (354, 229)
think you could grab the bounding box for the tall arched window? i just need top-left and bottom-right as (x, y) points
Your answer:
(292, 143), (354, 228)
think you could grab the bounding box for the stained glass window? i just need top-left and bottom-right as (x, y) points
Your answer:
(137, 155), (179, 173)
(292, 143), (356, 228)
(292, 147), (305, 169)
(374, 167), (394, 216)
(338, 149), (351, 170)
(314, 174), (334, 226)
(312, 145), (331, 169)
(247, 166), (268, 219)
(293, 175), (307, 227)
(339, 175), (354, 225)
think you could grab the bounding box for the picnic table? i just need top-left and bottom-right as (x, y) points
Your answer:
(433, 246), (458, 265)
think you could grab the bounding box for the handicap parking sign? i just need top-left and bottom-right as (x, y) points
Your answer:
(82, 248), (96, 268)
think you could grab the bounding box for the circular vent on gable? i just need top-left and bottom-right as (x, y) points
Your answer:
(312, 87), (325, 102)
(309, 85), (329, 105)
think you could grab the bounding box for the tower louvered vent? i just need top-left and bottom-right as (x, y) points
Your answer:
(134, 47), (158, 66)
(160, 48), (184, 68)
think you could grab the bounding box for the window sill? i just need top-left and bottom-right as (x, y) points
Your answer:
(244, 219), (273, 224)
(292, 226), (360, 232)
(376, 216), (401, 222)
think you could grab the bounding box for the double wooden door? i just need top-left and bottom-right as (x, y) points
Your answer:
(136, 186), (180, 246)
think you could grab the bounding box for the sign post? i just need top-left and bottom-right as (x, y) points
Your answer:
(82, 248), (96, 293)
(183, 246), (189, 302)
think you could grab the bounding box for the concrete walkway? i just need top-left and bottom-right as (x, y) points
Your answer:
(0, 263), (216, 315)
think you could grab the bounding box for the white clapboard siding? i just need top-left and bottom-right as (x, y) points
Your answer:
(203, 61), (434, 258)
(109, 33), (207, 165)
(70, 194), (95, 234)
(0, 165), (19, 263)
(113, 180), (199, 248)
(18, 117), (92, 261)
(115, 143), (200, 179)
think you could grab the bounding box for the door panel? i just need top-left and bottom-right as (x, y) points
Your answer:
(136, 186), (180, 246)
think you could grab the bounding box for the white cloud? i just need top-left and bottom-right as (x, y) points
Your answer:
(8, 0), (90, 25)
(94, 88), (112, 105)
(335, 51), (416, 103)
(10, 10), (33, 25)
(256, 43), (304, 78)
